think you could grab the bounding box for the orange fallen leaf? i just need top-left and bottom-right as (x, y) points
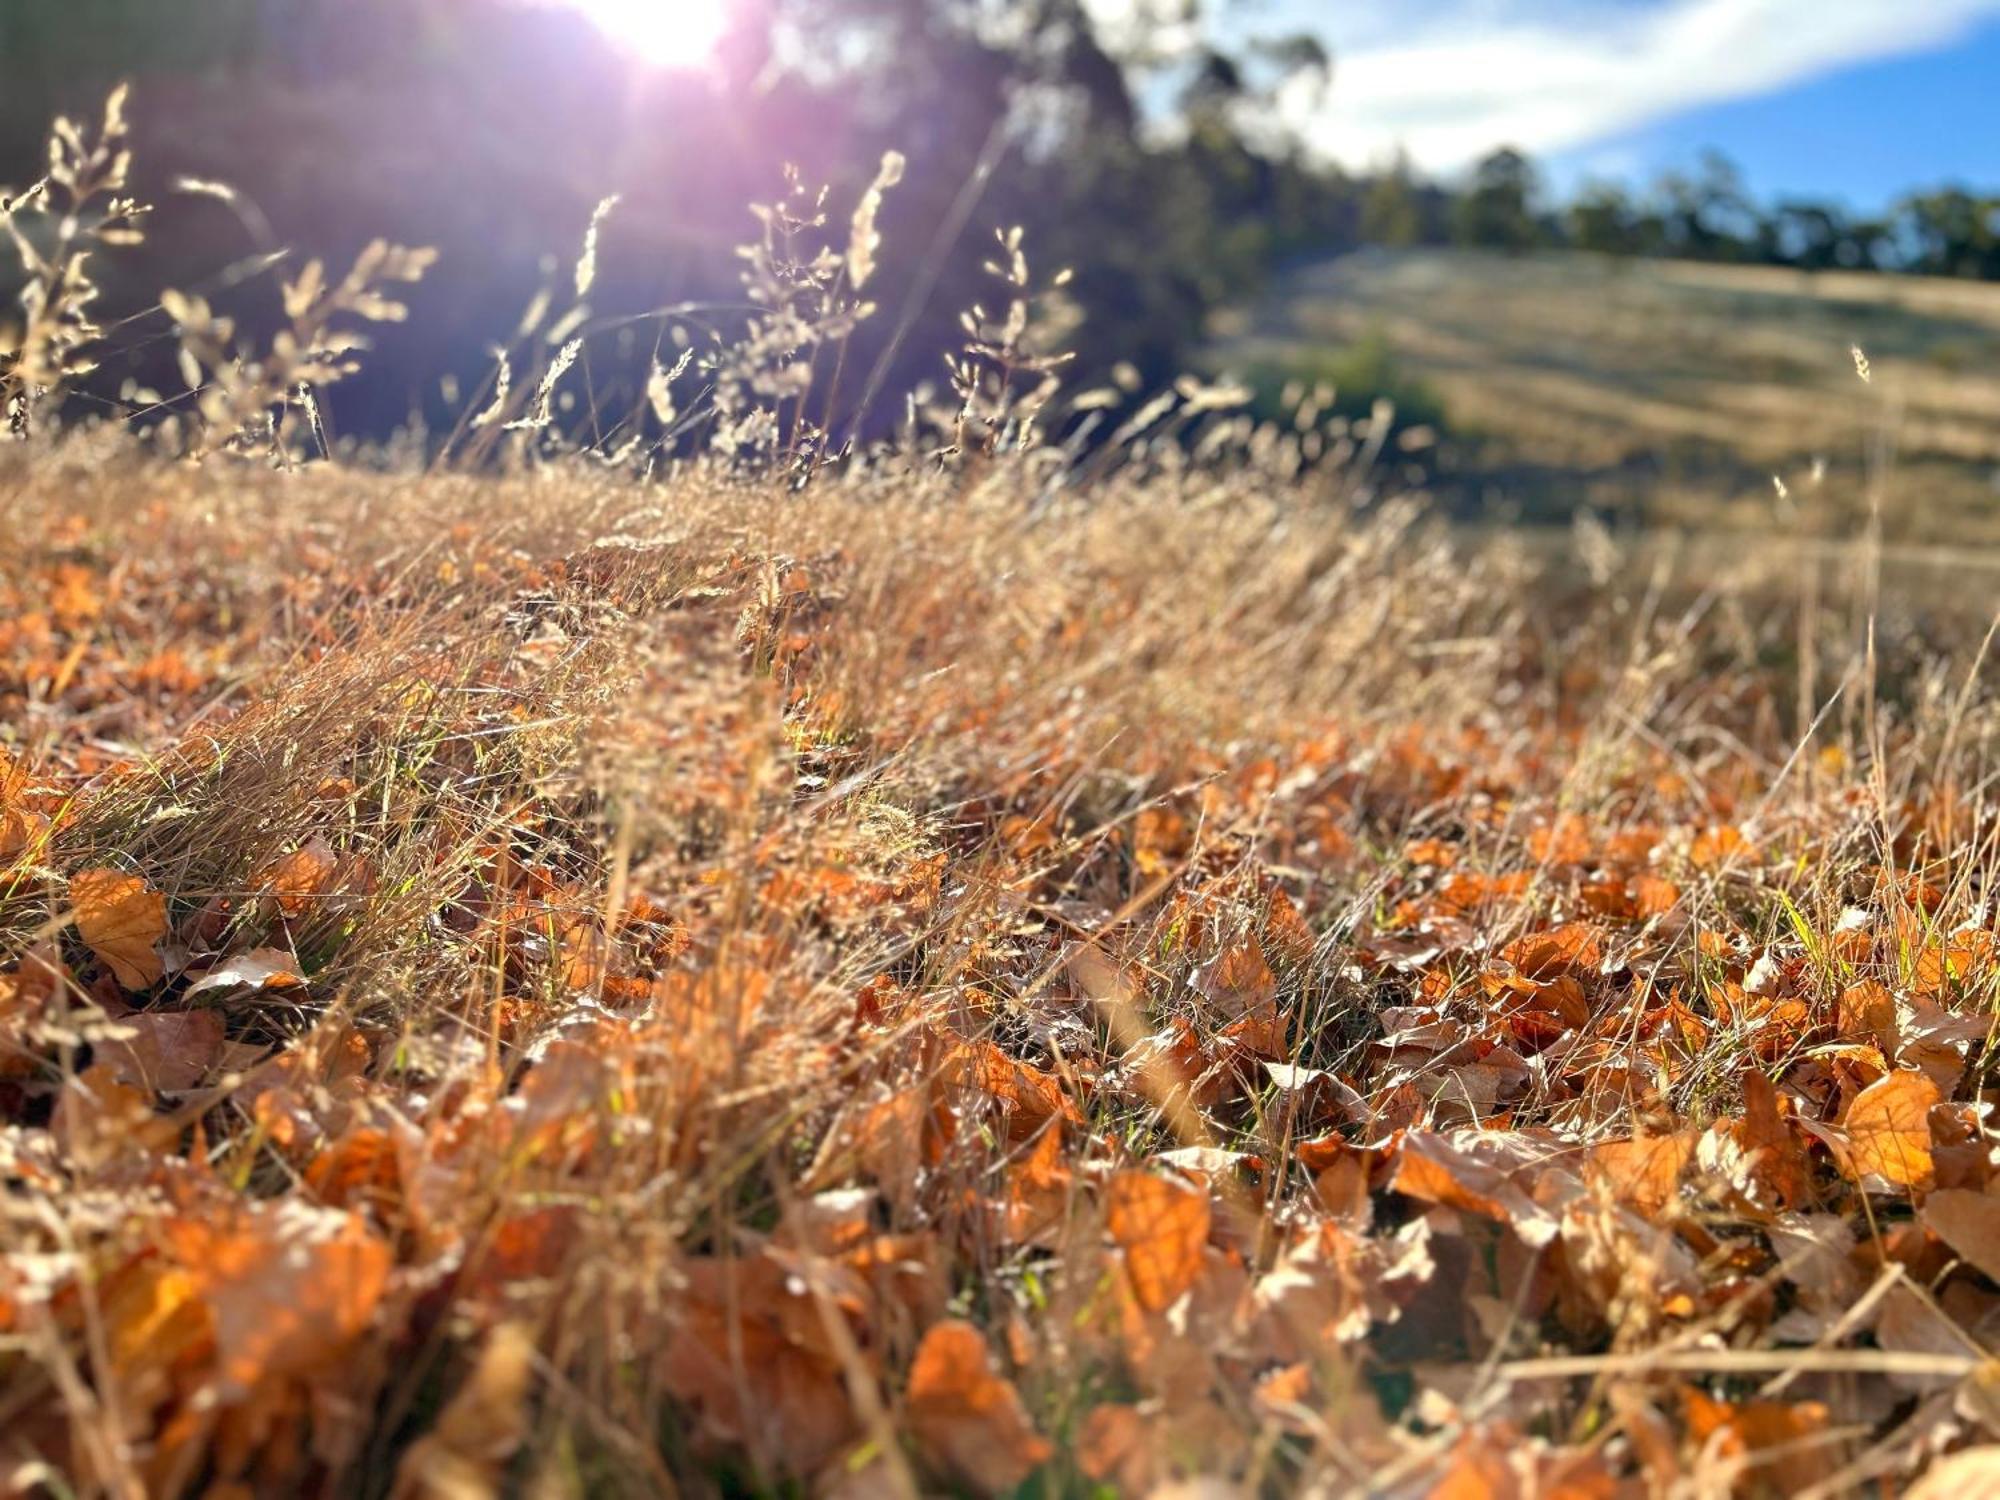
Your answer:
(1106, 1170), (1211, 1312)
(164, 1203), (393, 1395)
(1588, 1131), (1695, 1217)
(1841, 1068), (1939, 1192)
(906, 1319), (1052, 1494)
(255, 835), (339, 918)
(1682, 1387), (1835, 1492)
(70, 867), (167, 990)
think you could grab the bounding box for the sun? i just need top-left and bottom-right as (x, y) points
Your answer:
(566, 0), (731, 70)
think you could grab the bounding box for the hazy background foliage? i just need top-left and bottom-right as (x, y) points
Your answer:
(6, 0), (1998, 449)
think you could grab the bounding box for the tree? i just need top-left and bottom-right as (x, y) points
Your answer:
(1361, 154), (1424, 247)
(1896, 188), (2000, 278)
(1453, 147), (1540, 252)
(1653, 150), (1757, 261)
(1764, 201), (1869, 271)
(1568, 181), (1641, 256)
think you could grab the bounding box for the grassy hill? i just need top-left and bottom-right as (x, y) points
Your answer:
(1216, 248), (2000, 540)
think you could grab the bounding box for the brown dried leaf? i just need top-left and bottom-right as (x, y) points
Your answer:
(97, 1008), (226, 1092)
(1909, 1449), (2000, 1500)
(1923, 1190), (2000, 1284)
(391, 1323), (535, 1500)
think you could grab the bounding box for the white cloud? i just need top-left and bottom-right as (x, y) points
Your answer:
(1280, 0), (2000, 174)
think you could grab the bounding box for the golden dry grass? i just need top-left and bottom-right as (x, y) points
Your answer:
(5, 434), (2000, 1497)
(10, 87), (2000, 1500)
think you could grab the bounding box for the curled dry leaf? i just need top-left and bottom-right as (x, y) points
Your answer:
(70, 867), (167, 990)
(906, 1319), (1052, 1494)
(184, 947), (306, 998)
(1106, 1170), (1211, 1312)
(1389, 1131), (1559, 1247)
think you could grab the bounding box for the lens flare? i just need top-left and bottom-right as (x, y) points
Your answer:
(566, 0), (729, 70)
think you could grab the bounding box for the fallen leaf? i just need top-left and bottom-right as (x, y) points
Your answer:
(185, 947), (307, 998)
(1923, 1190), (2000, 1284)
(1842, 1068), (1939, 1192)
(906, 1319), (1052, 1494)
(1107, 1171), (1211, 1312)
(1908, 1448), (2000, 1500)
(1390, 1131), (1559, 1246)
(391, 1323), (536, 1500)
(255, 836), (339, 918)
(164, 1202), (393, 1395)
(97, 1008), (226, 1092)
(70, 867), (167, 990)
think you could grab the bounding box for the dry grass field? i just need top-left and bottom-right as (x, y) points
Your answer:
(1220, 248), (2000, 540)
(12, 93), (2000, 1500)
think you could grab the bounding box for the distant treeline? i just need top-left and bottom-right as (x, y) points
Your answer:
(1363, 146), (2000, 279)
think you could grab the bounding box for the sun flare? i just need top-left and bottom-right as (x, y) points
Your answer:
(566, 0), (730, 70)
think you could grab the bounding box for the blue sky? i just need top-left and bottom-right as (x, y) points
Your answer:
(1172, 0), (2000, 207)
(1548, 13), (2000, 208)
